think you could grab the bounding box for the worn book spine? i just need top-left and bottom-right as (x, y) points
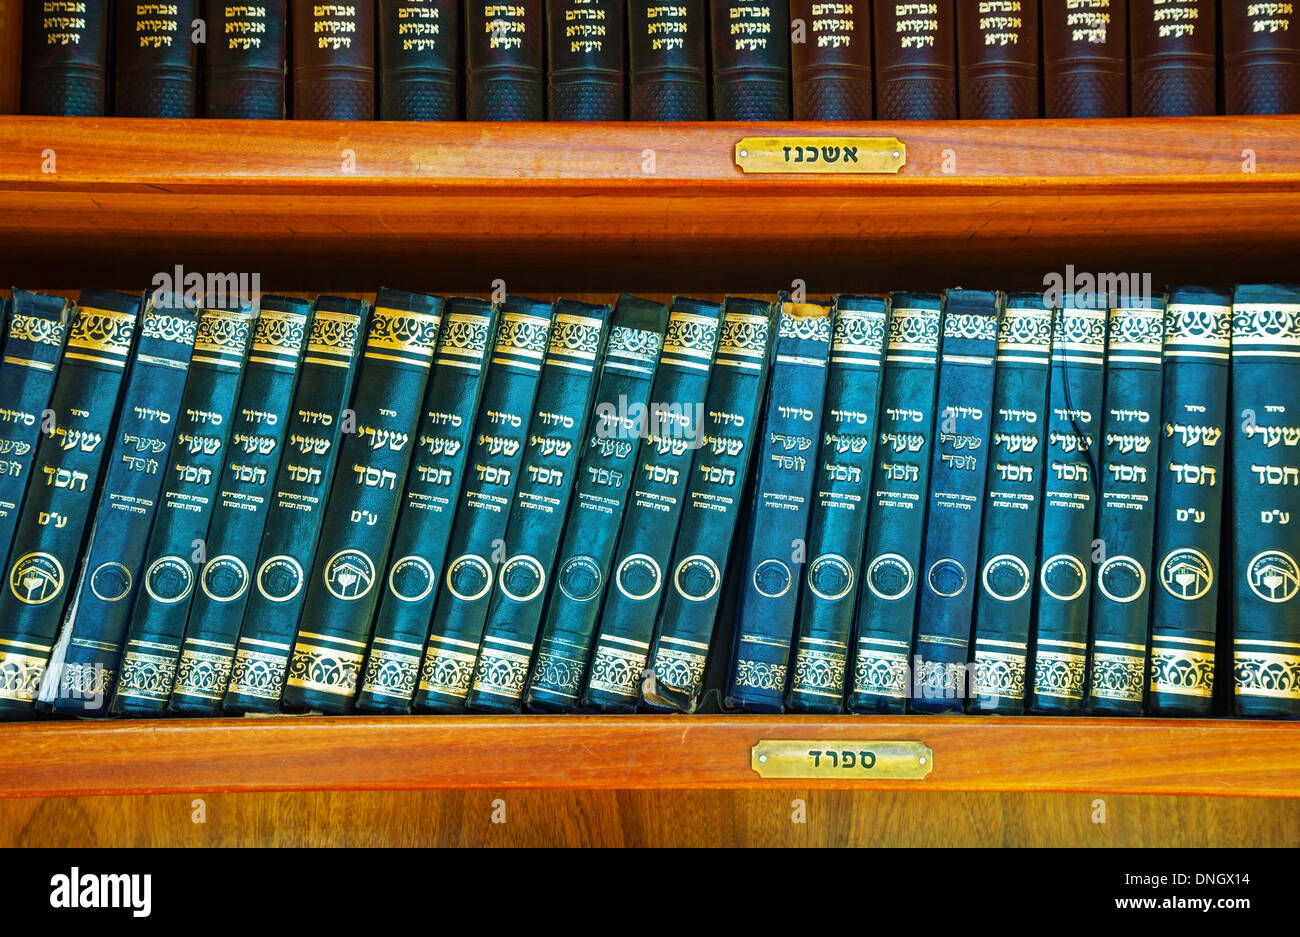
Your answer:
(114, 0), (200, 117)
(967, 294), (1053, 714)
(379, 0), (461, 119)
(957, 0), (1038, 118)
(169, 298), (311, 714)
(0, 292), (138, 718)
(1230, 285), (1300, 717)
(910, 290), (1001, 713)
(354, 299), (496, 713)
(1043, 0), (1128, 118)
(410, 297), (554, 713)
(582, 297), (722, 711)
(1147, 288), (1231, 715)
(466, 300), (613, 712)
(547, 0), (625, 119)
(280, 291), (443, 714)
(523, 297), (670, 712)
(466, 0), (545, 119)
(292, 0), (376, 119)
(710, 0), (791, 119)
(872, 0), (957, 120)
(206, 0), (288, 118)
(628, 0), (708, 119)
(1084, 299), (1166, 715)
(724, 301), (832, 713)
(21, 0), (110, 115)
(223, 297), (367, 714)
(1026, 299), (1106, 714)
(1223, 3), (1300, 115)
(1129, 0), (1216, 117)
(846, 294), (943, 714)
(791, 0), (871, 120)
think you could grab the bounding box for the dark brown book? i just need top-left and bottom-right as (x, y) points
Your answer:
(1043, 0), (1127, 118)
(466, 0), (545, 119)
(957, 0), (1038, 118)
(872, 0), (957, 120)
(547, 0), (625, 119)
(21, 0), (110, 115)
(628, 0), (708, 119)
(710, 0), (791, 119)
(1223, 2), (1300, 115)
(1130, 0), (1216, 116)
(206, 0), (288, 118)
(379, 0), (462, 120)
(791, 0), (871, 119)
(292, 0), (376, 119)
(115, 0), (200, 117)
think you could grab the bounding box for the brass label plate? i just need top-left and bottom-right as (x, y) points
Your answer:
(751, 740), (932, 780)
(735, 137), (906, 174)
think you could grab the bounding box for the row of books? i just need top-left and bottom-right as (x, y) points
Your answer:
(0, 285), (1296, 721)
(20, 1), (1300, 122)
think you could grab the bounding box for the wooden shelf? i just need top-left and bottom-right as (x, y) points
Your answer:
(1, 715), (1296, 799)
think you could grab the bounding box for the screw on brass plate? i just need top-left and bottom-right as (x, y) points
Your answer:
(740, 149), (749, 158)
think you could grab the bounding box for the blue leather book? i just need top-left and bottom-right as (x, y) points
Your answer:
(41, 293), (200, 716)
(910, 290), (1002, 713)
(281, 291), (444, 714)
(223, 297), (367, 714)
(522, 297), (672, 712)
(354, 298), (498, 713)
(0, 291), (139, 717)
(1026, 296), (1106, 713)
(466, 300), (614, 712)
(109, 301), (260, 715)
(169, 297), (311, 714)
(1148, 287), (1232, 715)
(846, 293), (943, 714)
(1230, 285), (1300, 717)
(724, 301), (833, 713)
(0, 290), (71, 568)
(1085, 298), (1167, 714)
(582, 297), (723, 712)
(411, 297), (554, 713)
(968, 294), (1054, 714)
(786, 295), (889, 713)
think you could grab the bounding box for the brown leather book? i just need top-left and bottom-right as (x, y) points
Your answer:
(547, 0), (625, 120)
(292, 0), (376, 119)
(379, 0), (462, 120)
(872, 0), (957, 120)
(206, 0), (288, 118)
(21, 0), (111, 115)
(710, 0), (792, 119)
(1223, 2), (1300, 115)
(1043, 0), (1127, 118)
(1129, 0), (1216, 116)
(114, 0), (200, 117)
(628, 0), (708, 120)
(957, 0), (1038, 118)
(791, 0), (872, 119)
(466, 0), (545, 119)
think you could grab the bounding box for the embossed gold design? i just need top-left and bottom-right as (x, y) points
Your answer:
(367, 306), (441, 356)
(116, 649), (178, 700)
(360, 648), (420, 699)
(751, 740), (932, 780)
(831, 309), (887, 351)
(998, 307), (1053, 352)
(1234, 651), (1300, 700)
(853, 648), (909, 698)
(530, 650), (585, 697)
(59, 663), (114, 700)
(227, 647), (287, 700)
(779, 303), (832, 342)
(586, 645), (646, 698)
(417, 645), (477, 699)
(252, 309), (308, 353)
(1033, 650), (1086, 700)
(286, 644), (363, 697)
(607, 326), (662, 363)
(1150, 646), (1215, 698)
(67, 307), (136, 355)
(438, 313), (493, 356)
(734, 137), (906, 174)
(494, 313), (551, 355)
(651, 645), (706, 695)
(943, 313), (1000, 342)
(174, 648), (235, 700)
(9, 313), (67, 347)
(471, 646), (531, 699)
(0, 650), (46, 702)
(791, 646), (846, 697)
(972, 650), (1026, 700)
(734, 659), (788, 692)
(142, 312), (198, 345)
(1088, 653), (1145, 702)
(194, 309), (254, 355)
(718, 313), (770, 358)
(307, 310), (363, 354)
(887, 307), (941, 353)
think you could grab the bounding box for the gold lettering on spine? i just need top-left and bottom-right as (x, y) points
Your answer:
(1246, 3), (1293, 36)
(1149, 0), (1200, 41)
(894, 2), (939, 50)
(566, 0), (606, 54)
(484, 4), (527, 50)
(977, 0), (1022, 46)
(224, 5), (271, 52)
(646, 4), (688, 52)
(313, 4), (358, 50)
(1065, 0), (1111, 45)
(811, 2), (854, 50)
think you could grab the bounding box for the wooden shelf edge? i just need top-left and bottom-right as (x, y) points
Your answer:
(2, 715), (1296, 799)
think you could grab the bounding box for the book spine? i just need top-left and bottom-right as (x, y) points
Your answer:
(1129, 0), (1217, 117)
(724, 301), (832, 713)
(292, 0), (376, 119)
(114, 0), (200, 117)
(957, 0), (1039, 118)
(466, 0), (545, 119)
(968, 295), (1053, 714)
(1084, 300), (1166, 715)
(1148, 289), (1232, 715)
(911, 290), (1001, 713)
(710, 0), (791, 119)
(169, 300), (311, 714)
(523, 297), (669, 712)
(379, 0), (461, 119)
(0, 294), (138, 717)
(1223, 3), (1300, 115)
(547, 0), (625, 119)
(846, 295), (943, 714)
(466, 301), (613, 712)
(582, 297), (722, 711)
(1230, 286), (1300, 717)
(205, 0), (288, 118)
(222, 299), (366, 714)
(628, 0), (708, 120)
(354, 299), (496, 713)
(791, 0), (872, 120)
(280, 293), (443, 714)
(1043, 0), (1128, 118)
(411, 297), (554, 713)
(21, 0), (110, 115)
(872, 0), (957, 120)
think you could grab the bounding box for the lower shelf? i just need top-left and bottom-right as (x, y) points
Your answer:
(1, 715), (1296, 798)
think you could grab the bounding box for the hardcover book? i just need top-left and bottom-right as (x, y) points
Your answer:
(293, 0), (376, 119)
(523, 296), (669, 713)
(1130, 0), (1216, 117)
(466, 0), (545, 119)
(379, 0), (462, 119)
(547, 0), (625, 119)
(628, 0), (708, 120)
(21, 0), (110, 115)
(957, 0), (1039, 118)
(911, 290), (1001, 713)
(725, 301), (832, 713)
(114, 0), (200, 118)
(1223, 3), (1300, 115)
(1043, 0), (1127, 118)
(710, 0), (791, 120)
(791, 0), (872, 120)
(872, 0), (957, 120)
(206, 0), (288, 118)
